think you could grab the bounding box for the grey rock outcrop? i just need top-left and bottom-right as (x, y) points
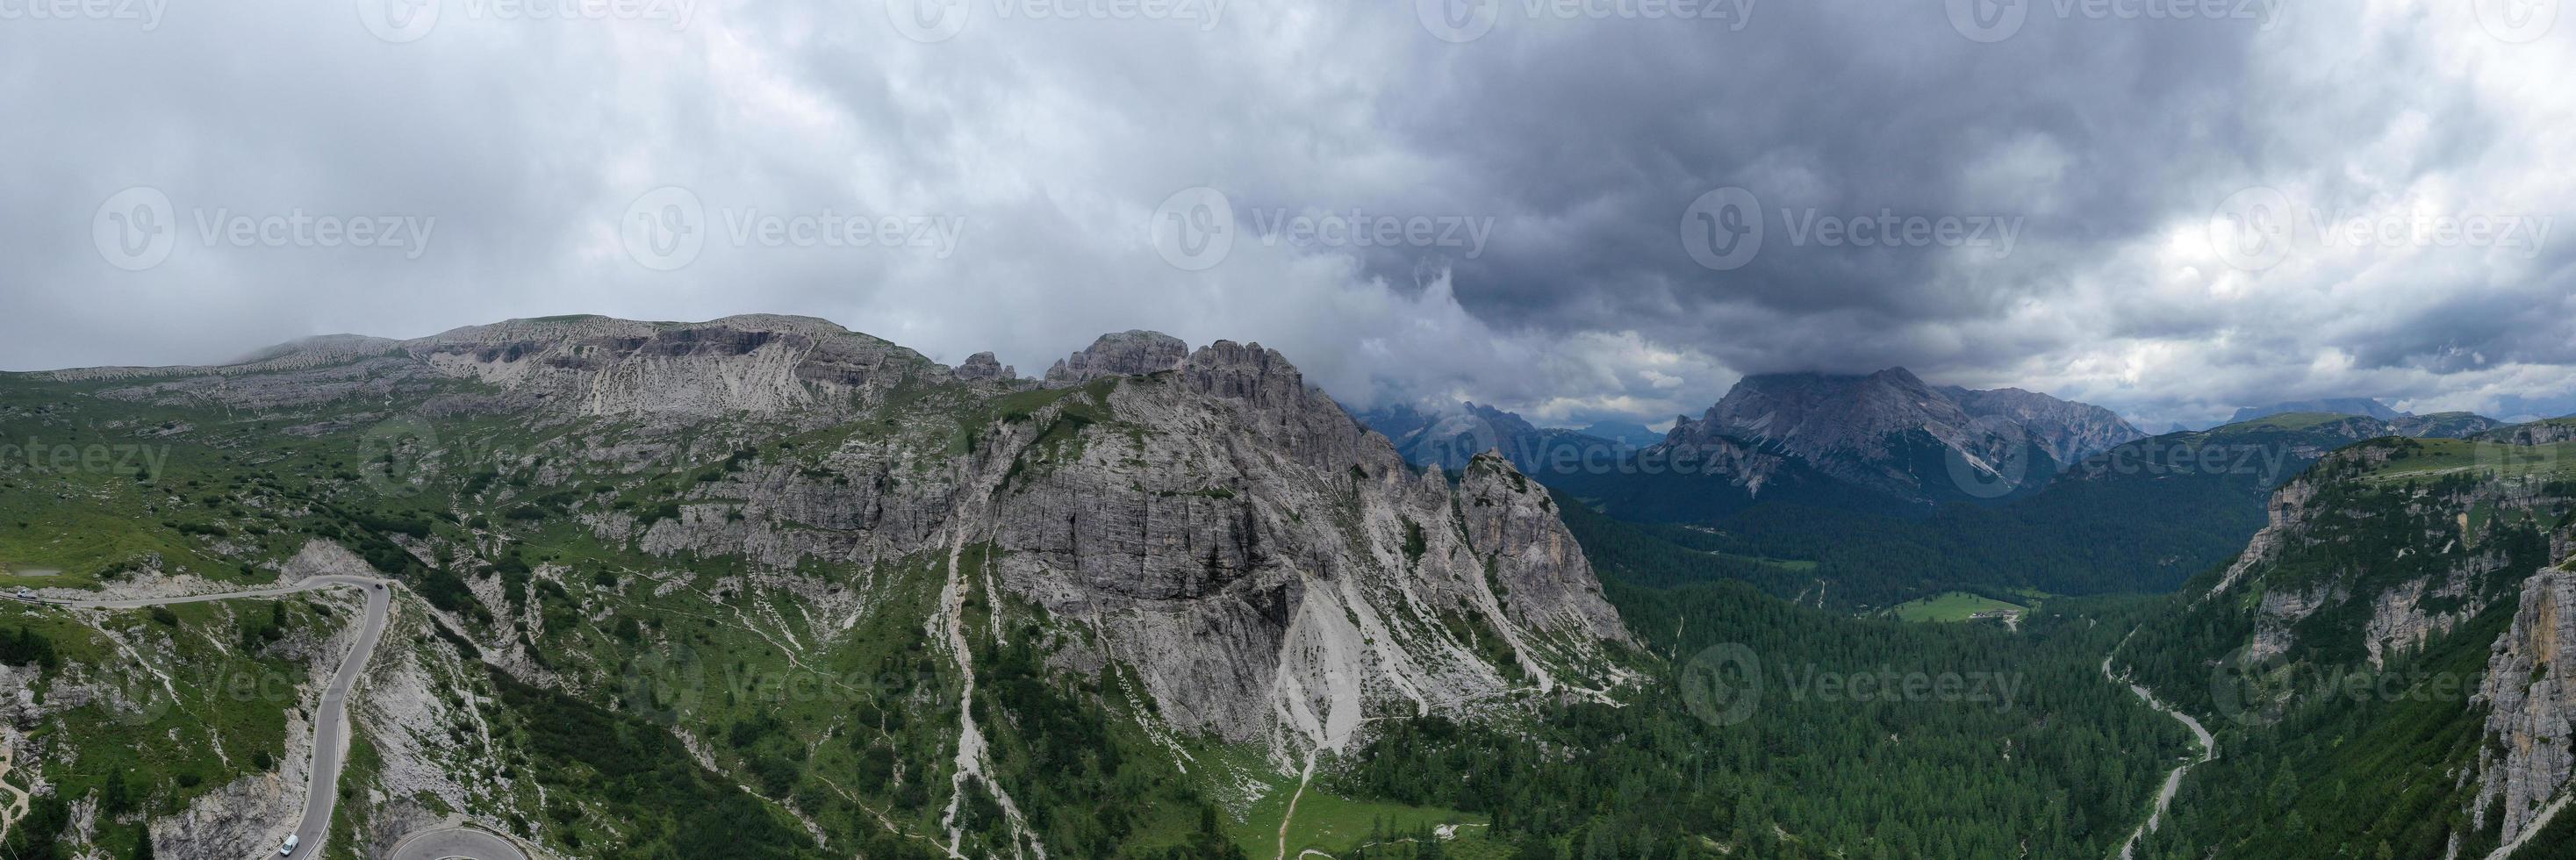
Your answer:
(1681, 368), (2059, 501)
(2476, 570), (2576, 846)
(2481, 418), (2576, 447)
(1044, 330), (1190, 386)
(613, 332), (1632, 754)
(952, 351), (1015, 382)
(1941, 385), (2147, 467)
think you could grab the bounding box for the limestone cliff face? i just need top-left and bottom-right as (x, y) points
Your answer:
(405, 314), (939, 420)
(1042, 330), (1190, 386)
(2481, 418), (2576, 447)
(84, 319), (1632, 763)
(604, 331), (1632, 753)
(78, 314), (946, 421)
(2473, 570), (2576, 846)
(2206, 439), (2560, 673)
(1941, 385), (2148, 467)
(2178, 437), (2576, 847)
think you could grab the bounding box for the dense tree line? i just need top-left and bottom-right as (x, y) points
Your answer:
(1324, 518), (2192, 859)
(1541, 424), (2364, 605)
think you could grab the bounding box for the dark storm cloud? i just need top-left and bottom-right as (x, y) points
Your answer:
(1, 0), (2569, 427)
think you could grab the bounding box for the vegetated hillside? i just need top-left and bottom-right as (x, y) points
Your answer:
(2116, 434), (2576, 859)
(0, 570), (359, 860)
(0, 315), (1634, 859)
(2228, 397), (2406, 424)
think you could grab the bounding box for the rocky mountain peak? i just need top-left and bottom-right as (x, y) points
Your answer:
(1941, 384), (2147, 466)
(1044, 330), (1191, 385)
(1676, 367), (2142, 504)
(951, 351), (1014, 382)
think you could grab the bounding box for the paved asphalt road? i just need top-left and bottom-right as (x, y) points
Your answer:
(384, 826), (533, 860)
(42, 575), (393, 858)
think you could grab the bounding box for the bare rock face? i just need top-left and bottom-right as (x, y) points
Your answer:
(2481, 418), (2576, 447)
(2475, 571), (2576, 845)
(953, 351), (1015, 382)
(407, 314), (936, 420)
(80, 314), (944, 423)
(2210, 475), (2320, 596)
(1942, 385), (2147, 467)
(1044, 330), (1190, 386)
(1677, 367), (2139, 503)
(1699, 369), (1990, 488)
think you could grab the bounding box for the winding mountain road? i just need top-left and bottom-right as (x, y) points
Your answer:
(42, 575), (393, 858)
(2104, 635), (2215, 860)
(384, 825), (532, 860)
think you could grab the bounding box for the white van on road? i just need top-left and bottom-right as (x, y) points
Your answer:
(279, 834), (300, 856)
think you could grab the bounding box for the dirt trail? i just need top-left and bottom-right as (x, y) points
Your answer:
(1275, 751), (1317, 860)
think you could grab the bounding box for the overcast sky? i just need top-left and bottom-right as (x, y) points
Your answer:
(4, 0), (2572, 427)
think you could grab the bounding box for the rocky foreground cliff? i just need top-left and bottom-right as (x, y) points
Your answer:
(0, 314), (1632, 858)
(2122, 433), (2576, 856)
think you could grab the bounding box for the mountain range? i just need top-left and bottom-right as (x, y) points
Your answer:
(6, 313), (2576, 860)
